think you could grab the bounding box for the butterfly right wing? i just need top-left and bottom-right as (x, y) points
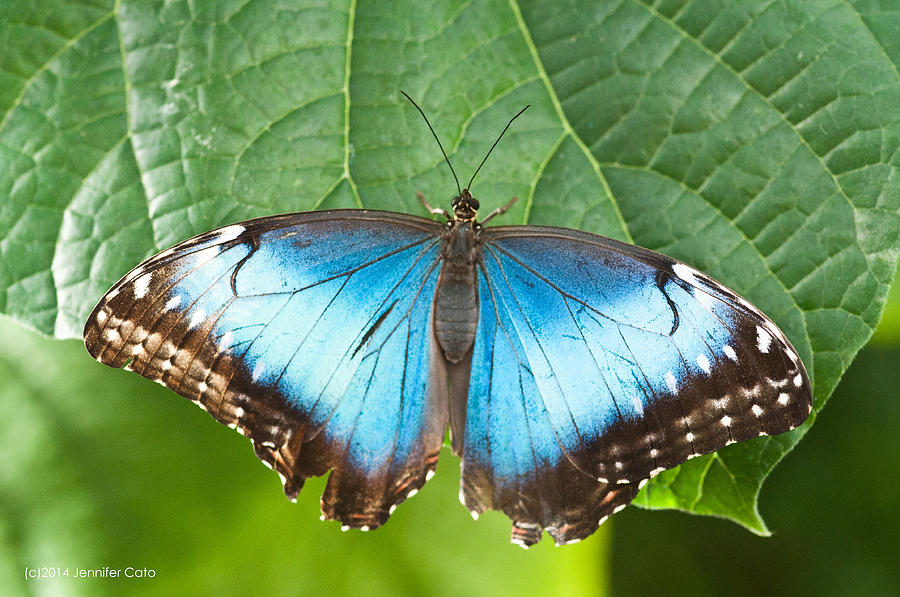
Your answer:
(458, 226), (811, 547)
(84, 211), (448, 529)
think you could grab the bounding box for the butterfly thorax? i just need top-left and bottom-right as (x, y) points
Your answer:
(434, 217), (481, 363)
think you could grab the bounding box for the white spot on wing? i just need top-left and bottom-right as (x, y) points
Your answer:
(793, 374), (803, 387)
(649, 448), (658, 459)
(193, 246), (220, 267)
(777, 393), (790, 405)
(721, 415), (732, 426)
(685, 432), (695, 443)
(751, 404), (763, 417)
(723, 344), (738, 362)
(695, 290), (715, 311)
(133, 274), (151, 299)
(742, 384), (761, 398)
(407, 489), (418, 499)
(425, 470), (435, 481)
(756, 326), (772, 353)
(389, 504), (397, 515)
(665, 371), (678, 395)
(613, 504), (627, 514)
(252, 360), (266, 381)
(216, 224), (245, 244)
(632, 394), (644, 415)
(696, 354), (711, 374)
(189, 308), (206, 329)
(165, 295), (181, 310)
(672, 263), (699, 286)
(96, 310), (108, 324)
(767, 377), (788, 388)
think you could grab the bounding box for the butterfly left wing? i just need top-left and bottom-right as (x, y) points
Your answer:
(459, 226), (812, 547)
(84, 211), (449, 529)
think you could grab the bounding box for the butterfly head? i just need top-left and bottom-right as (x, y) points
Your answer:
(452, 189), (480, 221)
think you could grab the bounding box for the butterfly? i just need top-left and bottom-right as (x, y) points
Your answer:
(84, 93), (812, 548)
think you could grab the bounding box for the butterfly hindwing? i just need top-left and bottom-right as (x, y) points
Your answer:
(84, 211), (449, 529)
(458, 226), (812, 545)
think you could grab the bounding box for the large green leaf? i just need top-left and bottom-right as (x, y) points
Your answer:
(1, 0), (898, 537)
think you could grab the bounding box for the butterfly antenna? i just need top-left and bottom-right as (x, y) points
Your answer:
(400, 90), (462, 197)
(466, 104), (530, 191)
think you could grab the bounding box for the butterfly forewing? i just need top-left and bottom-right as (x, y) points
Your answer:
(84, 211), (451, 529)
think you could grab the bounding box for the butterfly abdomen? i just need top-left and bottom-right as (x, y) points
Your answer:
(434, 267), (479, 363)
(434, 221), (480, 363)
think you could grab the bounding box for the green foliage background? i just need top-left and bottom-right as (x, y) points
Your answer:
(1, 1), (899, 595)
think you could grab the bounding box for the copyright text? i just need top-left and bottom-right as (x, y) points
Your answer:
(24, 567), (156, 580)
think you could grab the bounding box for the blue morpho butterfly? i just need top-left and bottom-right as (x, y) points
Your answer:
(84, 92), (812, 548)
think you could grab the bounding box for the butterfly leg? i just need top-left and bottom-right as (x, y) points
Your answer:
(417, 192), (451, 220)
(479, 196), (517, 224)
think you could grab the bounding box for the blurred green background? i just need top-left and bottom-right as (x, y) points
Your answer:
(1, 270), (898, 596)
